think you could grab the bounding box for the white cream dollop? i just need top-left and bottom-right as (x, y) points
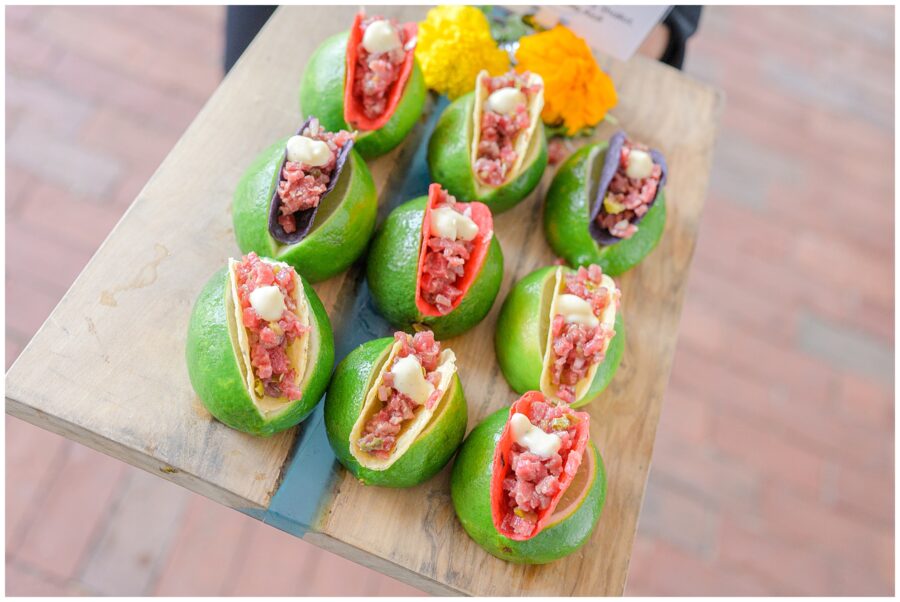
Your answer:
(556, 294), (600, 328)
(362, 19), (401, 54)
(249, 285), (286, 322)
(430, 206), (479, 241)
(510, 413), (561, 459)
(625, 149), (654, 180)
(286, 135), (332, 167)
(486, 87), (526, 116)
(390, 355), (434, 406)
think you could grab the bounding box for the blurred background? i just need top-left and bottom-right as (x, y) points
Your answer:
(5, 5), (893, 596)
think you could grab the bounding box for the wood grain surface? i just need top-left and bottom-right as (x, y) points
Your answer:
(5, 6), (721, 596)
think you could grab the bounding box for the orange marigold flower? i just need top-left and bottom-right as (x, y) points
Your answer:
(515, 25), (618, 135)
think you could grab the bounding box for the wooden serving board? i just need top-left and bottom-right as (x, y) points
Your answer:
(5, 6), (721, 596)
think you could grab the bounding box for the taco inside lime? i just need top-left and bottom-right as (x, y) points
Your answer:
(427, 69), (548, 213)
(299, 11), (426, 159)
(450, 391), (606, 563)
(366, 183), (503, 339)
(232, 117), (377, 283)
(590, 130), (668, 243)
(185, 253), (335, 436)
(544, 130), (668, 275)
(324, 330), (467, 487)
(495, 264), (623, 408)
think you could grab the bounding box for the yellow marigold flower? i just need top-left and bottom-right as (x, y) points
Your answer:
(515, 25), (618, 135)
(416, 5), (510, 100)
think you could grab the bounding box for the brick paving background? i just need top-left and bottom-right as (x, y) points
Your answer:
(5, 5), (894, 596)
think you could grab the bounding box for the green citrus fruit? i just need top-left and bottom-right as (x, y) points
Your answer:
(185, 263), (335, 436)
(427, 91), (548, 213)
(366, 196), (504, 339)
(232, 138), (377, 283)
(299, 31), (427, 160)
(494, 266), (624, 408)
(544, 142), (667, 276)
(450, 407), (607, 564)
(324, 336), (467, 487)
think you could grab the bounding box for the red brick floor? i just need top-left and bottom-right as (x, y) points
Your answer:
(5, 5), (894, 596)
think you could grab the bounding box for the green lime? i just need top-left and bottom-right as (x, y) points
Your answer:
(185, 263), (335, 436)
(366, 196), (504, 339)
(232, 138), (377, 283)
(324, 336), (467, 487)
(427, 91), (548, 213)
(450, 407), (607, 564)
(494, 265), (624, 408)
(299, 31), (427, 160)
(544, 142), (666, 276)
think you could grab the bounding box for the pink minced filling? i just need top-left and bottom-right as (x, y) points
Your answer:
(276, 120), (353, 234)
(419, 188), (473, 315)
(352, 17), (409, 120)
(549, 265), (617, 404)
(357, 331), (444, 457)
(595, 140), (663, 239)
(547, 137), (572, 166)
(235, 252), (309, 400)
(500, 401), (581, 538)
(474, 71), (541, 187)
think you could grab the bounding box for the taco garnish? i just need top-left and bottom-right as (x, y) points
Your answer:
(344, 12), (418, 132)
(589, 130), (668, 244)
(471, 69), (544, 190)
(230, 252), (311, 406)
(490, 391), (590, 540)
(350, 330), (458, 469)
(540, 264), (619, 404)
(415, 183), (494, 317)
(268, 117), (355, 245)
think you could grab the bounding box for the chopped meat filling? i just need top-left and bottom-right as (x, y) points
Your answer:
(357, 331), (444, 457)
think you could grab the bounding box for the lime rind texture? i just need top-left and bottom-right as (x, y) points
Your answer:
(299, 31), (427, 159)
(494, 266), (624, 407)
(232, 140), (377, 283)
(450, 408), (607, 564)
(543, 143), (667, 276)
(324, 337), (468, 487)
(185, 267), (335, 436)
(366, 196), (504, 339)
(427, 92), (548, 213)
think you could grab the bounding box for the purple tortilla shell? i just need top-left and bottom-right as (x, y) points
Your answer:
(268, 116), (354, 245)
(588, 130), (668, 247)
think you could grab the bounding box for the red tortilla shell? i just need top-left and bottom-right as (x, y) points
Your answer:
(490, 391), (591, 541)
(415, 183), (494, 318)
(344, 13), (417, 132)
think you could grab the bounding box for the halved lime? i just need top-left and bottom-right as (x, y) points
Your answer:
(232, 138), (377, 283)
(366, 196), (503, 339)
(427, 92), (548, 213)
(324, 336), (467, 487)
(299, 30), (427, 159)
(544, 142), (666, 276)
(185, 262), (334, 436)
(494, 265), (624, 408)
(451, 406), (606, 564)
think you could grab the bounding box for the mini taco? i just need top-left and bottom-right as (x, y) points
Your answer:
(590, 131), (668, 243)
(495, 264), (623, 408)
(324, 331), (467, 487)
(451, 392), (606, 563)
(300, 11), (427, 159)
(428, 70), (549, 213)
(544, 131), (669, 275)
(232, 117), (377, 283)
(185, 253), (335, 436)
(367, 183), (503, 339)
(540, 264), (619, 404)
